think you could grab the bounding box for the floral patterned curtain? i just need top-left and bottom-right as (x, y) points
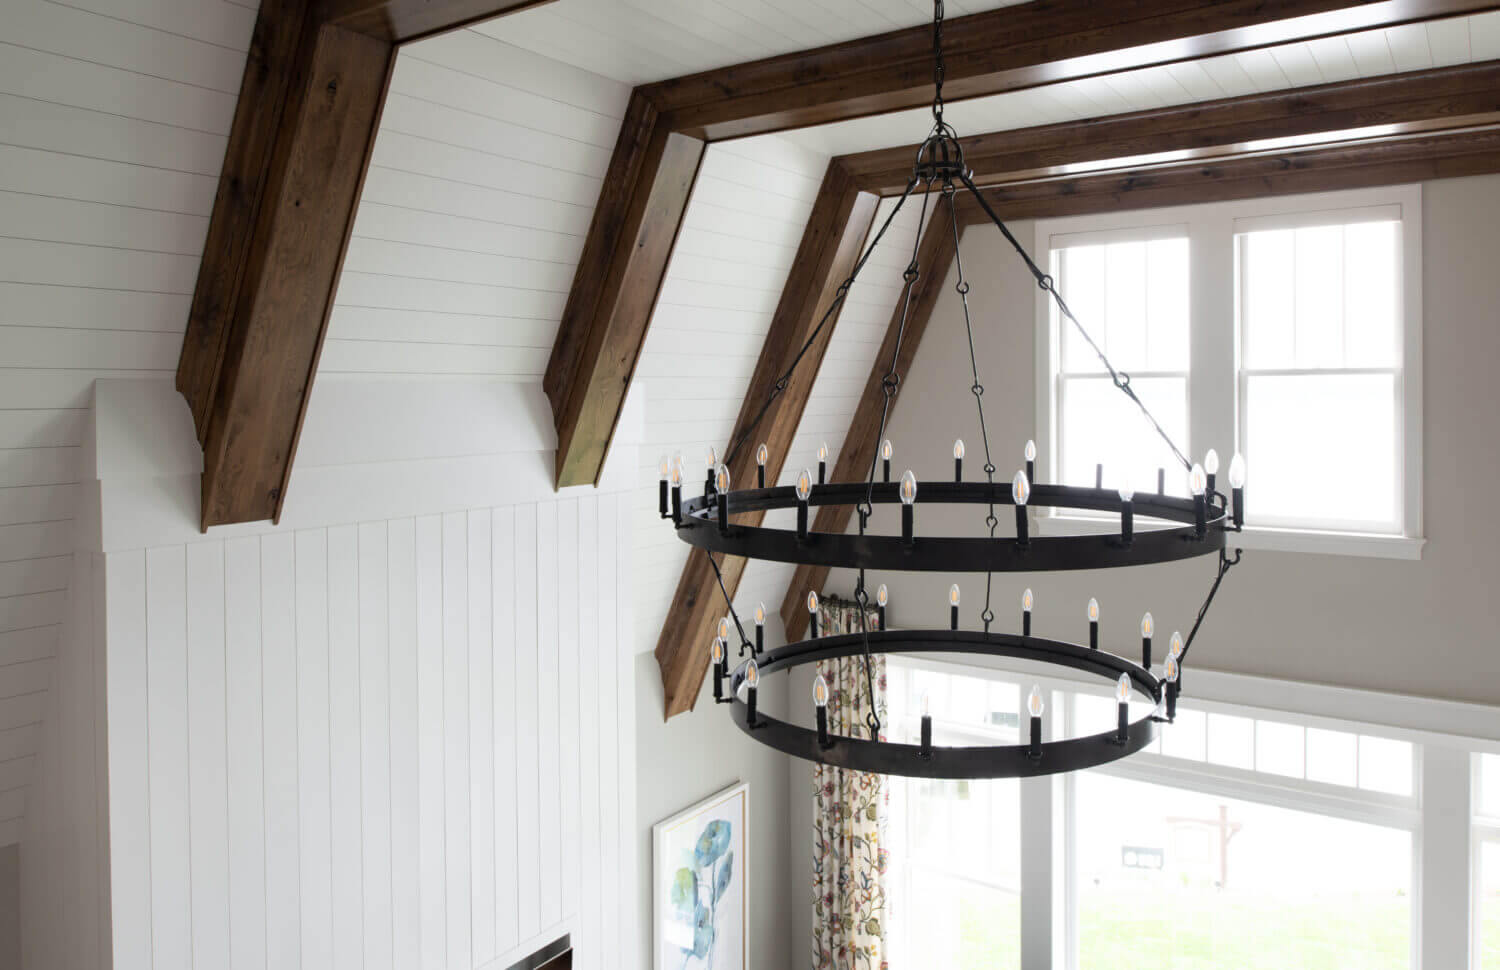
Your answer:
(812, 596), (888, 970)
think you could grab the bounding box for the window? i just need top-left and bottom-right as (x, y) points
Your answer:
(1477, 754), (1500, 967)
(886, 664), (1021, 970)
(1036, 187), (1423, 556)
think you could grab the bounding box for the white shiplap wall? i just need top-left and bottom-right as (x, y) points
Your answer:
(0, 0), (257, 846)
(95, 498), (635, 970)
(320, 29), (629, 379)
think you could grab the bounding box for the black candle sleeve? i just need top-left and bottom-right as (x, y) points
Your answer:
(1121, 502), (1133, 545)
(1206, 471), (1217, 497)
(797, 501), (809, 541)
(1095, 463), (1104, 488)
(1028, 717), (1042, 759)
(713, 662), (723, 702)
(818, 462), (826, 485)
(1022, 612), (1032, 637)
(919, 715), (932, 756)
(755, 626), (764, 654)
(810, 612), (820, 638)
(1089, 621), (1098, 650)
(950, 604), (959, 630)
(954, 457), (962, 482)
(746, 686), (758, 727)
(1166, 682), (1179, 720)
(659, 479), (668, 518)
(716, 493), (728, 534)
(1194, 494), (1207, 537)
(671, 485), (682, 524)
(1014, 505), (1028, 546)
(1142, 636), (1152, 670)
(901, 504), (914, 543)
(1117, 703), (1129, 743)
(877, 604), (886, 631)
(883, 458), (891, 483)
(757, 465), (765, 489)
(1232, 487), (1245, 528)
(1026, 459), (1034, 485)
(816, 706), (829, 747)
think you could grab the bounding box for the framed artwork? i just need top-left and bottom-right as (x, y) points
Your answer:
(652, 782), (748, 970)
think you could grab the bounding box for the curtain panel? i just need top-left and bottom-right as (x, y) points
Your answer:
(812, 596), (888, 970)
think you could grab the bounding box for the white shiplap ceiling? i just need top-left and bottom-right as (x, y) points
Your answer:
(472, 0), (1028, 86)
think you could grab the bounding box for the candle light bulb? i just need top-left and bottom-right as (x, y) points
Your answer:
(1087, 597), (1099, 622)
(715, 463), (731, 493)
(1025, 440), (1037, 462)
(795, 468), (813, 502)
(670, 462), (683, 487)
(899, 470), (918, 505)
(920, 690), (930, 718)
(1118, 483), (1135, 503)
(1169, 631), (1184, 660)
(949, 584), (961, 607)
(881, 439), (893, 461)
(1012, 470), (1030, 506)
(813, 674), (829, 708)
(1188, 463), (1207, 496)
(1116, 672), (1131, 704)
(746, 658), (759, 689)
(706, 446), (717, 469)
(1204, 449), (1220, 475)
(1028, 685), (1044, 718)
(953, 439), (965, 460)
(1141, 612), (1154, 638)
(1022, 588), (1033, 612)
(1228, 452), (1247, 489)
(754, 602), (766, 627)
(711, 637), (725, 664)
(717, 617), (731, 642)
(1164, 655), (1180, 683)
(756, 443), (768, 467)
(817, 442), (829, 463)
(807, 590), (819, 614)
(876, 584), (888, 607)
(658, 454), (670, 480)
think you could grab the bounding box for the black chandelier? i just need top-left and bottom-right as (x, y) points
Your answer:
(659, 0), (1247, 780)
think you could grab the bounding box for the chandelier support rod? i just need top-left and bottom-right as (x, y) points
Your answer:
(958, 170), (1194, 473)
(1177, 546), (1243, 673)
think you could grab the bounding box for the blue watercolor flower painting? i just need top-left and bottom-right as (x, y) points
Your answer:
(654, 784), (747, 970)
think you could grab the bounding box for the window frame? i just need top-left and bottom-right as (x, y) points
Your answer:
(1033, 185), (1424, 559)
(1475, 754), (1500, 968)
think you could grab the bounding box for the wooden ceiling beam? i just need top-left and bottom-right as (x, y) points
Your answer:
(840, 60), (1500, 196)
(779, 213), (956, 643)
(654, 162), (878, 718)
(641, 0), (1500, 141)
(177, 0), (556, 528)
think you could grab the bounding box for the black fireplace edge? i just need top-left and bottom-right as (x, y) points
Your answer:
(503, 933), (571, 970)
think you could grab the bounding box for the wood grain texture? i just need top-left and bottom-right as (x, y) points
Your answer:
(641, 0), (1500, 140)
(779, 212), (955, 641)
(200, 22), (394, 527)
(544, 91), (705, 488)
(840, 60), (1500, 195)
(654, 161), (878, 718)
(317, 0), (558, 43)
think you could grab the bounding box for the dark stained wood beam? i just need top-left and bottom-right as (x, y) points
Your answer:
(654, 162), (879, 718)
(642, 0), (1500, 141)
(957, 124), (1500, 224)
(840, 60), (1500, 196)
(543, 94), (705, 488)
(178, 0), (557, 527)
(779, 214), (956, 642)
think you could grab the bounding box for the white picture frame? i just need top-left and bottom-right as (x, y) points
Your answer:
(652, 781), (749, 970)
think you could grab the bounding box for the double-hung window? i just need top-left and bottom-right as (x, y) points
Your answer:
(1036, 187), (1423, 556)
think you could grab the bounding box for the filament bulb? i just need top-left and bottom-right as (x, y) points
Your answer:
(899, 470), (918, 505)
(746, 658), (760, 689)
(1087, 597), (1099, 622)
(881, 439), (893, 461)
(1022, 588), (1033, 612)
(756, 443), (768, 467)
(953, 439), (965, 460)
(1228, 452), (1247, 489)
(711, 637), (725, 664)
(1164, 655), (1180, 683)
(1012, 470), (1031, 506)
(813, 674), (829, 708)
(1169, 631), (1184, 660)
(658, 454), (670, 480)
(1116, 673), (1131, 704)
(1188, 463), (1207, 496)
(1141, 612), (1154, 638)
(717, 617), (731, 642)
(1028, 684), (1044, 718)
(807, 590), (819, 614)
(706, 445), (717, 469)
(876, 584), (888, 607)
(1025, 439), (1037, 462)
(670, 463), (683, 487)
(817, 442), (829, 463)
(949, 584), (961, 607)
(920, 690), (930, 718)
(715, 463), (731, 492)
(754, 602), (766, 626)
(796, 468), (813, 502)
(1204, 448), (1220, 475)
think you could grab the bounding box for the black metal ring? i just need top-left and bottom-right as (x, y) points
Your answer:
(676, 481), (1228, 573)
(729, 630), (1160, 779)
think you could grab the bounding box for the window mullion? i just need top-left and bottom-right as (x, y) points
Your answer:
(1190, 210), (1235, 465)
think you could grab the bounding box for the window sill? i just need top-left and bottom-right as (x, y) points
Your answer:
(1038, 515), (1425, 560)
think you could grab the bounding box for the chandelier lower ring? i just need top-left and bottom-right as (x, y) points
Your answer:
(678, 481), (1229, 572)
(729, 629), (1162, 779)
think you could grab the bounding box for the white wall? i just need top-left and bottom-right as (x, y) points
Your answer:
(100, 497), (636, 970)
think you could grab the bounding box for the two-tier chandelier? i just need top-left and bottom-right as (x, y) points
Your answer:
(660, 0), (1246, 779)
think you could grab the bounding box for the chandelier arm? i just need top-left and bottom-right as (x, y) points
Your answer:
(722, 173), (923, 470)
(1176, 545), (1243, 671)
(706, 550), (755, 656)
(957, 170), (1194, 473)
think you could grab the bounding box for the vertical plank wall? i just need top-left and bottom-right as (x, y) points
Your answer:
(103, 495), (636, 970)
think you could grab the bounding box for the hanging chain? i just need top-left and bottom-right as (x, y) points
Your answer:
(931, 0), (946, 126)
